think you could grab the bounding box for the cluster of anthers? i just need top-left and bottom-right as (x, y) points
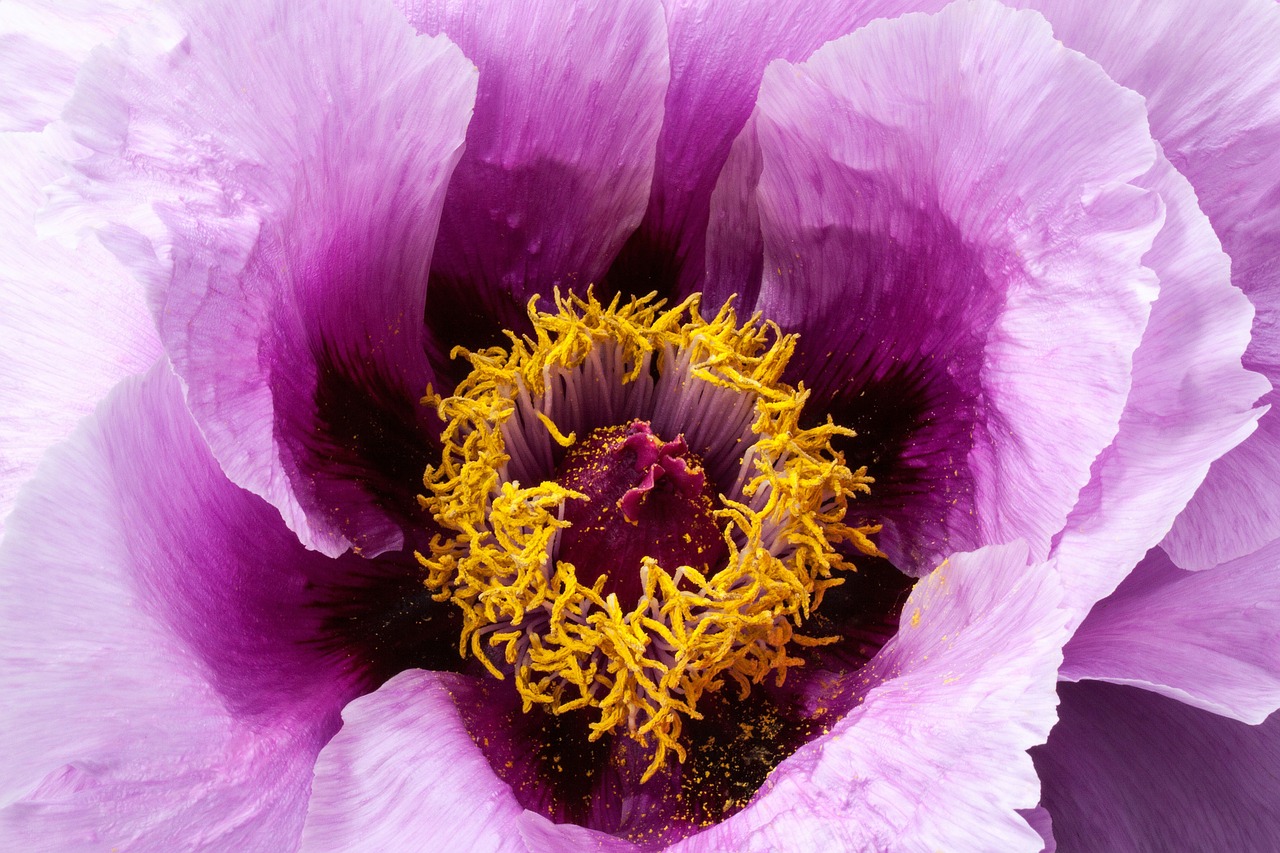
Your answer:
(417, 291), (881, 781)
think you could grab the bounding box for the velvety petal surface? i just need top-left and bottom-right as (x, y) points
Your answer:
(1011, 0), (1280, 569)
(399, 0), (669, 375)
(53, 0), (478, 556)
(0, 130), (161, 535)
(609, 0), (949, 297)
(301, 670), (526, 853)
(671, 542), (1067, 851)
(710, 1), (1162, 574)
(1061, 544), (1280, 725)
(1047, 154), (1265, 618)
(1035, 681), (1280, 852)
(0, 365), (364, 850)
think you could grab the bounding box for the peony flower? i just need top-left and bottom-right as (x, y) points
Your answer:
(2, 0), (1278, 849)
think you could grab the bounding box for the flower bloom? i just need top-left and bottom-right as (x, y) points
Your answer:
(2, 0), (1280, 850)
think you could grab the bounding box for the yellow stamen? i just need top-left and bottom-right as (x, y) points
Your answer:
(417, 290), (881, 782)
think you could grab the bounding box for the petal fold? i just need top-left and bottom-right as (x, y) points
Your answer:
(1036, 681), (1280, 851)
(711, 0), (1163, 573)
(53, 0), (478, 556)
(672, 542), (1068, 852)
(400, 0), (669, 374)
(301, 670), (526, 853)
(0, 365), (360, 850)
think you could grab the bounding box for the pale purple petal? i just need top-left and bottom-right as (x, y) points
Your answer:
(0, 131), (161, 536)
(1061, 545), (1280, 725)
(713, 0), (1162, 573)
(1012, 0), (1280, 569)
(0, 365), (362, 850)
(671, 542), (1067, 851)
(609, 0), (950, 296)
(399, 0), (669, 374)
(1035, 681), (1280, 850)
(301, 670), (526, 853)
(0, 0), (146, 131)
(1047, 154), (1265, 617)
(54, 0), (478, 556)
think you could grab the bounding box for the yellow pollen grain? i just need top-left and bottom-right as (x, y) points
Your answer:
(416, 289), (882, 782)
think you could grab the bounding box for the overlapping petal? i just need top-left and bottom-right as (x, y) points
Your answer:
(0, 365), (364, 850)
(51, 0), (478, 557)
(1061, 544), (1280, 726)
(671, 542), (1067, 851)
(399, 0), (670, 376)
(708, 0), (1163, 574)
(1035, 681), (1280, 851)
(0, 131), (161, 535)
(1009, 0), (1280, 571)
(1047, 154), (1265, 619)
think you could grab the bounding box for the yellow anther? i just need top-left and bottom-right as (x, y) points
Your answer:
(416, 290), (880, 782)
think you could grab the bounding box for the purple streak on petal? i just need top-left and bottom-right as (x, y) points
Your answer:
(607, 0), (950, 299)
(399, 0), (669, 381)
(0, 365), (362, 851)
(54, 0), (478, 557)
(1035, 681), (1280, 851)
(724, 1), (1162, 574)
(1012, 0), (1280, 569)
(0, 131), (161, 536)
(302, 670), (528, 852)
(1048, 153), (1265, 618)
(1062, 544), (1280, 725)
(671, 541), (1067, 852)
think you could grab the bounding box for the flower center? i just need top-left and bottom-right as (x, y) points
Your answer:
(553, 421), (726, 608)
(417, 291), (882, 780)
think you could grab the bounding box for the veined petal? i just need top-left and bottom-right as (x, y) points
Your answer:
(1062, 545), (1280, 725)
(1048, 153), (1265, 618)
(610, 0), (950, 297)
(0, 130), (160, 535)
(713, 0), (1163, 573)
(1035, 681), (1280, 851)
(670, 542), (1067, 851)
(0, 0), (147, 131)
(0, 365), (362, 850)
(1011, 0), (1280, 570)
(301, 670), (526, 853)
(399, 0), (669, 378)
(52, 0), (478, 556)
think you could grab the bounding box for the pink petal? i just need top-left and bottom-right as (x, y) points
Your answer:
(1062, 545), (1280, 725)
(0, 130), (161, 536)
(672, 542), (1068, 852)
(400, 0), (669, 374)
(0, 366), (360, 850)
(53, 0), (478, 556)
(1012, 0), (1280, 569)
(1036, 681), (1280, 850)
(710, 0), (1163, 574)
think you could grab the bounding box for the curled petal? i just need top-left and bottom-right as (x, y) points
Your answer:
(1013, 0), (1280, 569)
(671, 542), (1068, 851)
(0, 365), (361, 850)
(711, 0), (1163, 573)
(400, 0), (669, 375)
(53, 0), (478, 556)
